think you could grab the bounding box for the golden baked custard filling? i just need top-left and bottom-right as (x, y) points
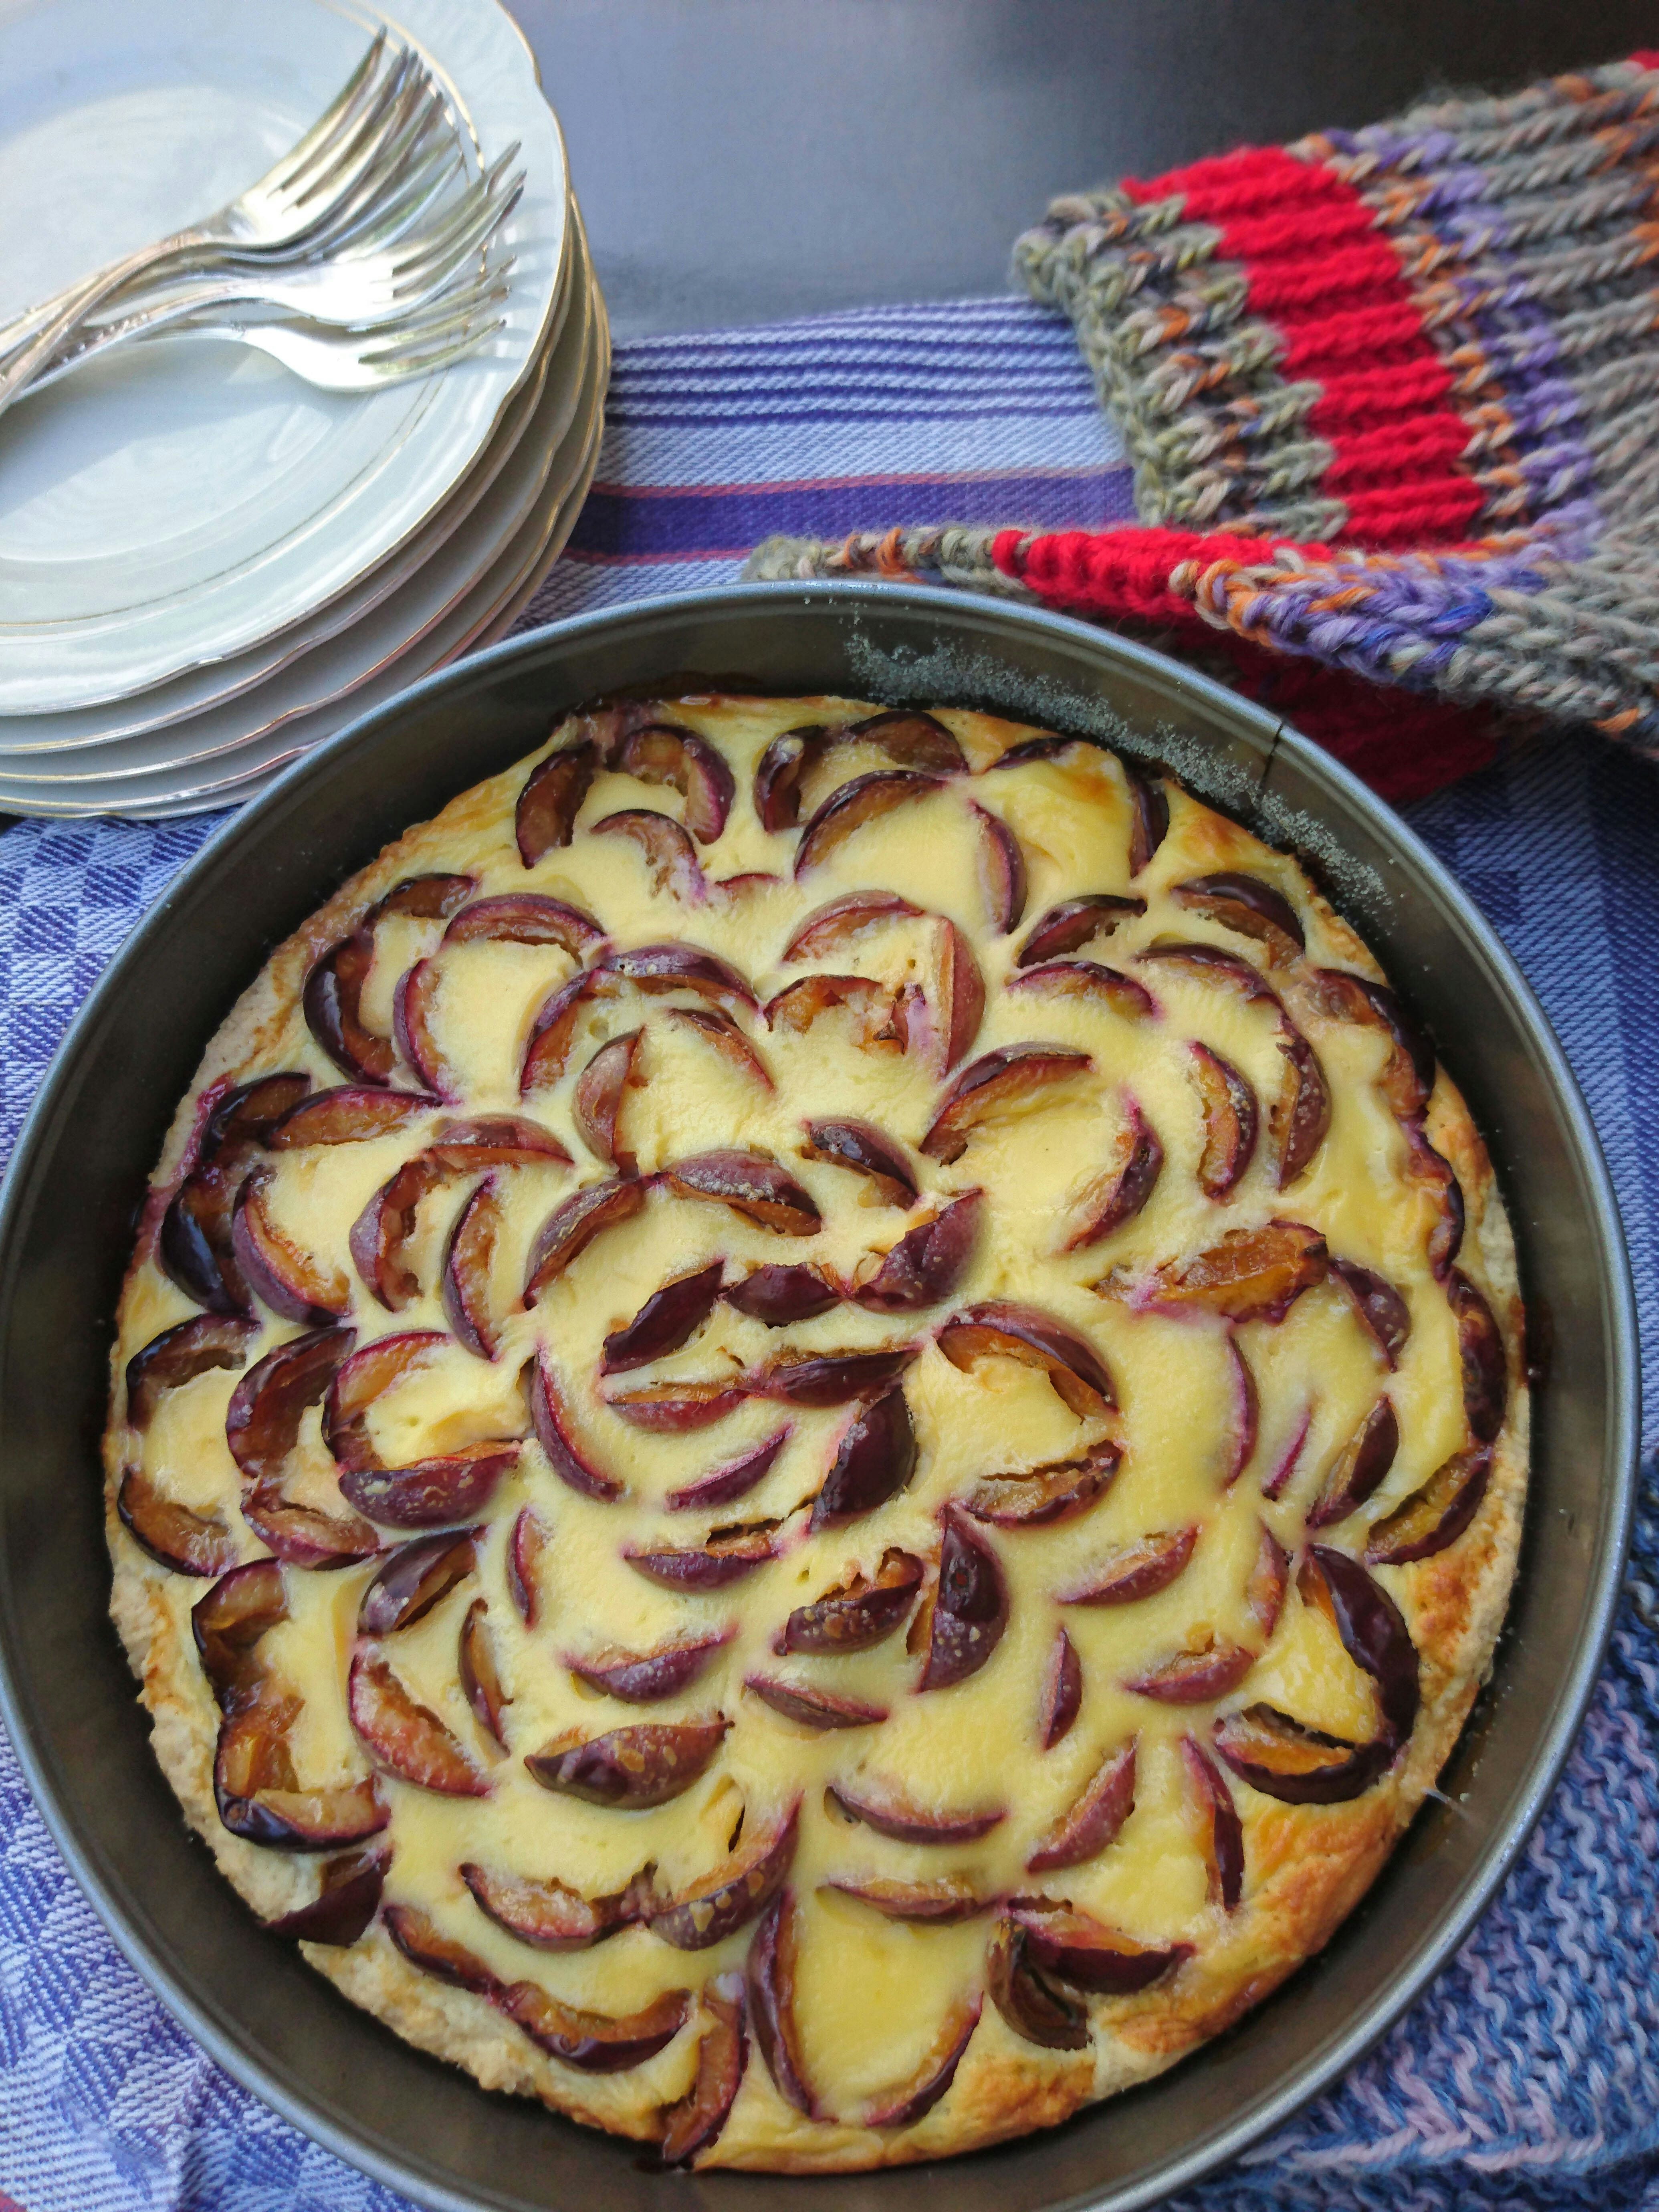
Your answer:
(107, 694), (1525, 2170)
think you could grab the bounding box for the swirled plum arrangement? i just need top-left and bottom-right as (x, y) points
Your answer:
(105, 691), (1526, 2171)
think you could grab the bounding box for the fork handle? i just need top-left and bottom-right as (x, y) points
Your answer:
(0, 230), (214, 416)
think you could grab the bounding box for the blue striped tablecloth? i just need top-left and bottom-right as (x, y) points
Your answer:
(2, 299), (1657, 2212)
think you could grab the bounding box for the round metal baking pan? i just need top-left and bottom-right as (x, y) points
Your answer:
(0, 583), (1636, 2212)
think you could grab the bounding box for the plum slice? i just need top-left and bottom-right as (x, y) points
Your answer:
(1173, 872), (1305, 961)
(605, 1381), (749, 1432)
(776, 1547), (923, 1653)
(348, 1648), (491, 1796)
(808, 1386), (918, 1528)
(516, 741), (597, 864)
(1331, 1258), (1412, 1368)
(358, 1529), (478, 1635)
(569, 1630), (734, 1704)
(747, 1677), (888, 1729)
(863, 1993), (981, 2130)
(824, 1875), (989, 1923)
(725, 1264), (840, 1327)
(1125, 1641), (1256, 1705)
(625, 1526), (780, 1588)
(530, 1354), (623, 1501)
(1408, 1126), (1466, 1280)
(268, 1087), (438, 1149)
(852, 1191), (983, 1314)
(1130, 1221), (1328, 1324)
(987, 1919), (1088, 2050)
(303, 932), (393, 1086)
(1315, 967), (1435, 1120)
(662, 1151), (821, 1236)
(648, 1802), (800, 1951)
(443, 891), (605, 955)
(1009, 1904), (1190, 1996)
(1006, 959), (1157, 1024)
(1271, 1024), (1332, 1188)
(525, 1719), (729, 1808)
(327, 1332), (522, 1527)
(226, 1326), (356, 1487)
(461, 1861), (659, 1951)
(615, 723), (736, 843)
(1364, 1447), (1492, 1565)
(1136, 939), (1276, 1003)
(232, 1175), (350, 1325)
(827, 1783), (1004, 1845)
(603, 1262), (725, 1372)
(667, 1427), (793, 1512)
(384, 1902), (503, 1994)
(1182, 1736), (1244, 1910)
(920, 1044), (1093, 1165)
(757, 712), (963, 834)
(1300, 1544), (1419, 1746)
(159, 1158), (254, 1314)
(519, 970), (605, 1094)
(1212, 1703), (1393, 1804)
(662, 1005), (774, 1090)
(1260, 1402), (1313, 1501)
(1222, 1339), (1260, 1487)
(593, 809), (709, 901)
(659, 1972), (748, 2165)
(266, 1843), (389, 1946)
(602, 942), (759, 1016)
(800, 1118), (918, 1208)
(440, 1177), (505, 1359)
(214, 1692), (390, 1850)
(1245, 1520), (1291, 1637)
(963, 1440), (1121, 1529)
(191, 1070), (314, 1165)
(1063, 1106), (1163, 1251)
(1025, 1738), (1137, 1873)
(458, 1596), (511, 1748)
(759, 1344), (919, 1408)
(498, 1980), (694, 2075)
(508, 1506), (550, 1626)
(1126, 762), (1171, 874)
(350, 1155), (446, 1312)
(1307, 1397), (1399, 1530)
(1016, 895), (1146, 968)
(747, 1889), (817, 2114)
(524, 1177), (648, 1302)
(1191, 1043), (1259, 1201)
(794, 771), (946, 875)
(973, 803), (1028, 932)
(393, 959), (454, 1098)
(1039, 1628), (1084, 1748)
(919, 1508), (1008, 1691)
(937, 1301), (1116, 1417)
(125, 1313), (257, 1429)
(782, 890), (922, 960)
(754, 723), (828, 832)
(1448, 1269), (1507, 1444)
(764, 973), (894, 1047)
(190, 1566), (287, 1702)
(1061, 1526), (1197, 1606)
(117, 1467), (238, 1577)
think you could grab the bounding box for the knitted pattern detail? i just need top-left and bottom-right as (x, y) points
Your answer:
(748, 55), (1659, 790)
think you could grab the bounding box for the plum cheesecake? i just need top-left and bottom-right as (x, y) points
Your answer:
(105, 691), (1526, 2170)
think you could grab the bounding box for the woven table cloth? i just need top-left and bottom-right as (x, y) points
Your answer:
(2, 299), (1657, 2212)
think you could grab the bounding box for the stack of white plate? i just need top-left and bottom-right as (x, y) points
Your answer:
(0, 0), (608, 818)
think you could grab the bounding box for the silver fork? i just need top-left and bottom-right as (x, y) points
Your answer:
(0, 34), (457, 406)
(17, 275), (513, 402)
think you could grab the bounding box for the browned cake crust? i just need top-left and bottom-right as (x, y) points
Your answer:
(105, 695), (1526, 2170)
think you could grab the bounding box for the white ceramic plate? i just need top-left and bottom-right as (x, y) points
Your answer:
(0, 254), (607, 814)
(0, 194), (577, 756)
(0, 210), (595, 782)
(0, 0), (567, 714)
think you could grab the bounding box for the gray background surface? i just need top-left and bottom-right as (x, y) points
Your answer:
(505, 0), (1657, 339)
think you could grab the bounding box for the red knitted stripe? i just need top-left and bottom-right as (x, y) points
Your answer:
(1308, 359), (1457, 431)
(1214, 199), (1380, 261)
(991, 525), (1322, 622)
(1243, 238), (1412, 315)
(1277, 298), (1439, 372)
(1341, 478), (1485, 540)
(1223, 642), (1500, 803)
(1323, 417), (1469, 488)
(1631, 49), (1659, 66)
(1121, 145), (1347, 218)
